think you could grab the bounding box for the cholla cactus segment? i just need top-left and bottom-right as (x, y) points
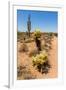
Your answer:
(34, 28), (41, 38)
(32, 51), (48, 65)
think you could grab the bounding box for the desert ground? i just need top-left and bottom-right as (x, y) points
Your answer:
(17, 33), (58, 80)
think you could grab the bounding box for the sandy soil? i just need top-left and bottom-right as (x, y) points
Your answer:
(17, 36), (58, 79)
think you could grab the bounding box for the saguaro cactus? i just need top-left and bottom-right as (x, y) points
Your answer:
(27, 15), (31, 37)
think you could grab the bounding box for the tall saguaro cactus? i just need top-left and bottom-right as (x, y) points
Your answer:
(27, 15), (31, 37)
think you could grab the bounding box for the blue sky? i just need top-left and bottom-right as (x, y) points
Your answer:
(17, 10), (58, 32)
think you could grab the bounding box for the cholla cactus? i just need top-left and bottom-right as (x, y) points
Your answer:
(32, 51), (48, 65)
(34, 28), (41, 51)
(32, 51), (51, 74)
(34, 28), (41, 38)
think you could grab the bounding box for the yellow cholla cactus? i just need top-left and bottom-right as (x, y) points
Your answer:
(34, 28), (41, 38)
(32, 51), (48, 65)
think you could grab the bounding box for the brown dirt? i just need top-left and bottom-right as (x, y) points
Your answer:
(17, 36), (58, 79)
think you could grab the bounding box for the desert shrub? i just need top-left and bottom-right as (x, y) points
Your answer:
(44, 43), (52, 51)
(43, 33), (53, 52)
(54, 33), (58, 37)
(23, 71), (36, 79)
(25, 38), (34, 43)
(17, 65), (36, 79)
(32, 51), (51, 74)
(44, 33), (53, 41)
(19, 43), (28, 52)
(17, 65), (26, 77)
(17, 32), (26, 41)
(47, 33), (53, 37)
(29, 49), (38, 57)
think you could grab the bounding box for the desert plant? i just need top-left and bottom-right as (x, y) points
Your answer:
(32, 51), (51, 74)
(43, 33), (53, 52)
(25, 38), (34, 43)
(54, 33), (58, 37)
(17, 65), (36, 79)
(32, 51), (48, 65)
(27, 15), (31, 37)
(34, 29), (41, 51)
(29, 49), (38, 57)
(19, 42), (28, 52)
(17, 65), (26, 77)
